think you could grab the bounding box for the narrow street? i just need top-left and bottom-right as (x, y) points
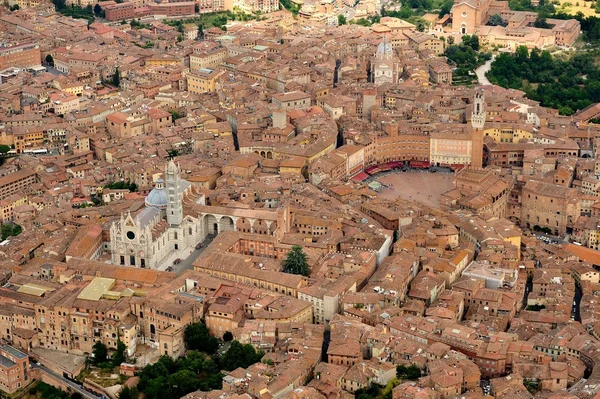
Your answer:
(573, 281), (582, 322)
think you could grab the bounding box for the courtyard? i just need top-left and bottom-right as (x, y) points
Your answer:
(376, 171), (455, 208)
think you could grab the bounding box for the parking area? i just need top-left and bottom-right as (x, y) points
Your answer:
(376, 171), (455, 208)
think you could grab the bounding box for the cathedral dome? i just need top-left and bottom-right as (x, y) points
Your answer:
(377, 39), (392, 56)
(145, 178), (167, 210)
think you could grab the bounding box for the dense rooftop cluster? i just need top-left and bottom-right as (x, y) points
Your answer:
(1, 1), (600, 399)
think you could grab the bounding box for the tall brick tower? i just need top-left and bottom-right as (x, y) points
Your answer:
(470, 89), (486, 168)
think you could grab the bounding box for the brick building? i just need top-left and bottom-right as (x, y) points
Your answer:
(0, 43), (40, 70)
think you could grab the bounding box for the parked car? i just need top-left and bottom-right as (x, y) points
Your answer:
(166, 266), (174, 272)
(173, 258), (181, 265)
(196, 242), (204, 249)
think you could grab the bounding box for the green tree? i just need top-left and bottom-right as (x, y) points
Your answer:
(197, 23), (204, 40)
(10, 4), (19, 10)
(223, 331), (233, 342)
(184, 321), (219, 354)
(396, 364), (421, 380)
(52, 0), (66, 10)
(282, 245), (309, 276)
(1, 224), (22, 241)
(118, 386), (139, 399)
(534, 15), (550, 27)
(338, 14), (346, 25)
(439, 0), (453, 17)
(461, 34), (479, 50)
(447, 35), (455, 45)
(220, 341), (264, 371)
(93, 3), (101, 16)
(177, 34), (183, 42)
(111, 66), (120, 88)
(0, 145), (10, 154)
(45, 54), (54, 66)
(488, 13), (505, 25)
(92, 341), (108, 364)
(112, 340), (127, 366)
(170, 369), (200, 397)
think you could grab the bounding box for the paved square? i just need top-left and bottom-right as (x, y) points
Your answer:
(376, 172), (455, 208)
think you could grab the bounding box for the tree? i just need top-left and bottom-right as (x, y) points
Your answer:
(112, 340), (127, 366)
(223, 331), (233, 342)
(170, 370), (200, 398)
(197, 23), (204, 40)
(93, 3), (101, 16)
(0, 145), (10, 154)
(282, 245), (309, 276)
(1, 224), (22, 241)
(9, 4), (19, 10)
(111, 66), (120, 88)
(118, 386), (139, 399)
(338, 14), (346, 25)
(461, 34), (479, 51)
(488, 13), (505, 26)
(396, 364), (421, 380)
(92, 341), (108, 364)
(177, 34), (183, 42)
(534, 15), (550, 28)
(439, 0), (453, 17)
(447, 35), (455, 45)
(220, 341), (263, 371)
(45, 54), (54, 66)
(52, 0), (66, 10)
(184, 321), (219, 354)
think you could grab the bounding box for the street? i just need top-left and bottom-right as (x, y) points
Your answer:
(31, 363), (101, 399)
(475, 55), (495, 86)
(573, 281), (582, 322)
(172, 234), (215, 275)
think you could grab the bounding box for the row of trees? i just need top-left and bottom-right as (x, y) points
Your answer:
(104, 181), (137, 192)
(486, 46), (600, 115)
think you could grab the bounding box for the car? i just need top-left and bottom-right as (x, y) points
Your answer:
(173, 258), (182, 265)
(166, 266), (174, 272)
(195, 243), (204, 249)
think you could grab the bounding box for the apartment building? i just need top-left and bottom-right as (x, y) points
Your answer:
(0, 43), (40, 70)
(0, 169), (36, 201)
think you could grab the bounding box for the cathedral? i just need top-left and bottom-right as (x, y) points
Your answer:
(110, 160), (204, 269)
(371, 37), (400, 86)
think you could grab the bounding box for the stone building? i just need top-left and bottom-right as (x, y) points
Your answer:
(110, 161), (201, 269)
(371, 37), (400, 86)
(521, 179), (581, 236)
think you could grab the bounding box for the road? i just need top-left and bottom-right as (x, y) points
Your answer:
(172, 234), (215, 275)
(475, 55), (495, 86)
(31, 363), (101, 399)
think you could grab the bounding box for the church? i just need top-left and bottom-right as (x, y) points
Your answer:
(371, 37), (400, 86)
(110, 160), (204, 269)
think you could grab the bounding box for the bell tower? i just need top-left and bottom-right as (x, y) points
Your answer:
(470, 89), (486, 168)
(165, 160), (183, 226)
(471, 89), (486, 130)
